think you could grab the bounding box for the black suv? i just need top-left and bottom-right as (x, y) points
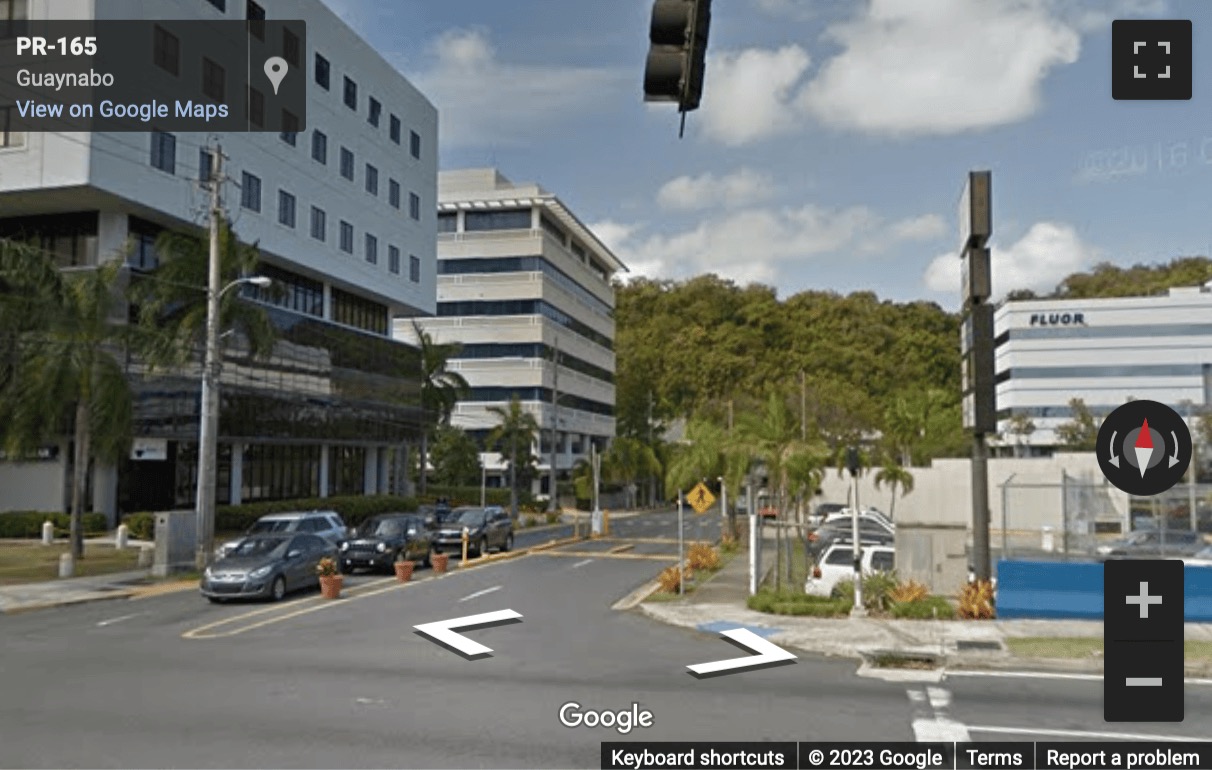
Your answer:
(433, 506), (514, 557)
(339, 513), (436, 573)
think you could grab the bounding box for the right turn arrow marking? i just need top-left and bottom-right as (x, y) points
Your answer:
(687, 628), (797, 679)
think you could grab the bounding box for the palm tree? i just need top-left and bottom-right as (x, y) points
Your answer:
(487, 396), (540, 518)
(665, 417), (749, 536)
(405, 319), (469, 496)
(604, 436), (662, 510)
(0, 243), (138, 561)
(874, 461), (915, 518)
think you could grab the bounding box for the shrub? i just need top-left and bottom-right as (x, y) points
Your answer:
(832, 572), (901, 612)
(122, 512), (155, 540)
(958, 579), (996, 619)
(419, 486), (533, 508)
(890, 596), (956, 620)
(889, 579), (930, 604)
(0, 511), (107, 538)
(545, 511), (561, 525)
(719, 534), (739, 555)
(687, 542), (720, 571)
(656, 565), (692, 593)
(748, 588), (852, 617)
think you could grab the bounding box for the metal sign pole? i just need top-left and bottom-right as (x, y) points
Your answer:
(678, 490), (685, 596)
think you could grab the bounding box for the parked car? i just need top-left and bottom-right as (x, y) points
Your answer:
(339, 513), (436, 573)
(810, 502), (847, 526)
(807, 517), (895, 560)
(215, 510), (347, 559)
(201, 533), (337, 603)
(433, 506), (514, 557)
(823, 508), (895, 531)
(1183, 545), (1212, 567)
(804, 542), (896, 597)
(1096, 529), (1204, 559)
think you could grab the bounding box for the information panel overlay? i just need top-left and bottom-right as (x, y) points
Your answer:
(601, 742), (1212, 770)
(0, 19), (306, 132)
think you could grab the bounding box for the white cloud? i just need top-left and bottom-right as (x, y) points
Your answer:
(1052, 0), (1168, 34)
(699, 46), (811, 146)
(751, 0), (821, 21)
(890, 214), (947, 241)
(923, 221), (1100, 298)
(408, 28), (627, 148)
(656, 169), (776, 211)
(798, 0), (1081, 136)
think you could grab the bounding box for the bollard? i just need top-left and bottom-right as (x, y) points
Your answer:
(41, 520), (54, 545)
(603, 510), (610, 536)
(59, 553), (74, 578)
(461, 527), (469, 564)
(115, 524), (129, 550)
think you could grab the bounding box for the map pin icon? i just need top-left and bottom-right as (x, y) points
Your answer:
(264, 56), (288, 95)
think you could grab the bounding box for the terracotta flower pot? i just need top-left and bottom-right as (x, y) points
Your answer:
(394, 561), (415, 582)
(319, 574), (343, 599)
(431, 552), (450, 574)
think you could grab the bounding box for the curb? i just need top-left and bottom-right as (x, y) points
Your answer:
(456, 534), (586, 569)
(1, 590), (134, 615)
(612, 579), (663, 611)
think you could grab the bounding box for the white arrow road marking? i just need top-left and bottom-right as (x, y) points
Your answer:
(686, 628), (796, 678)
(413, 609), (522, 659)
(1108, 430), (1120, 468)
(570, 558), (594, 569)
(458, 585), (501, 602)
(96, 612), (144, 627)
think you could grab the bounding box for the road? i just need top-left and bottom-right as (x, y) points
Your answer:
(0, 507), (1208, 768)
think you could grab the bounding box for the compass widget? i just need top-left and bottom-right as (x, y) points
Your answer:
(1096, 400), (1192, 496)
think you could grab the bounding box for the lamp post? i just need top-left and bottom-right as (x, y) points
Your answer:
(195, 274), (272, 569)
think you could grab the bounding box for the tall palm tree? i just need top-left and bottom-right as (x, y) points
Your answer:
(604, 436), (662, 510)
(665, 417), (749, 536)
(0, 243), (139, 561)
(406, 319), (469, 496)
(874, 461), (915, 518)
(487, 396), (539, 518)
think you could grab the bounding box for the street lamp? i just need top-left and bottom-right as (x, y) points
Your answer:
(195, 274), (272, 569)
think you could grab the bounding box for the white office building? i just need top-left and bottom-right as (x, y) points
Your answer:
(401, 169), (626, 497)
(0, 0), (437, 518)
(993, 286), (1212, 453)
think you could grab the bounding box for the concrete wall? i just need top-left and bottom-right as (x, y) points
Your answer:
(0, 458), (65, 512)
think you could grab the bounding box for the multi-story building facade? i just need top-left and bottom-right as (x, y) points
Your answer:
(994, 285), (1212, 454)
(0, 0), (437, 520)
(402, 169), (626, 496)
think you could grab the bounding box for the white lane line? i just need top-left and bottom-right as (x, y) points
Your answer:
(968, 725), (1205, 742)
(96, 612), (144, 627)
(926, 686), (951, 711)
(946, 670), (1212, 686)
(907, 689), (927, 706)
(458, 585), (502, 602)
(570, 559), (595, 569)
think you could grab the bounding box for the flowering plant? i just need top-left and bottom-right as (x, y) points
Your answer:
(315, 557), (340, 577)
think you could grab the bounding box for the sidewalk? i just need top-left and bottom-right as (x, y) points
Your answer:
(636, 540), (1212, 676)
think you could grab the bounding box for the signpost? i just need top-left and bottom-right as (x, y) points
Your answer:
(677, 490), (686, 596)
(688, 481), (715, 514)
(959, 170), (995, 582)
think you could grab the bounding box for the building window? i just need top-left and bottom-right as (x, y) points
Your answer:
(246, 86), (264, 127)
(409, 255), (420, 283)
(388, 180), (400, 209)
(246, 0), (265, 40)
(277, 190), (296, 228)
(149, 131), (175, 174)
(437, 212), (457, 233)
(388, 245), (400, 275)
(314, 53), (330, 90)
(340, 147), (354, 181)
(409, 130), (421, 159)
(343, 76), (357, 110)
(439, 257), (613, 317)
(365, 233), (377, 264)
(242, 264), (323, 318)
(152, 25), (179, 75)
(202, 57), (225, 102)
(365, 164), (378, 195)
(279, 109), (299, 145)
(368, 97), (381, 127)
(310, 130), (327, 164)
(389, 114), (400, 144)
(539, 214), (565, 244)
(339, 221), (353, 253)
(310, 206), (326, 241)
(198, 148), (213, 184)
(204, 0), (225, 10)
(331, 287), (388, 335)
(409, 192), (421, 221)
(241, 171), (261, 212)
(282, 28), (300, 68)
(437, 299), (613, 350)
(464, 209), (531, 232)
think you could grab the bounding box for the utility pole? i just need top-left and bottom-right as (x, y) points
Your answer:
(647, 390), (655, 506)
(548, 337), (560, 515)
(195, 144), (224, 570)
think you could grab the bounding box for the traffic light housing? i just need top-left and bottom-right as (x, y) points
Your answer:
(643, 0), (711, 112)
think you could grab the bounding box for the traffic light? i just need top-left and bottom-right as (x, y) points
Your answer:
(643, 0), (711, 113)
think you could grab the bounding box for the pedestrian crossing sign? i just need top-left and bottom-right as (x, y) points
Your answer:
(687, 482), (716, 515)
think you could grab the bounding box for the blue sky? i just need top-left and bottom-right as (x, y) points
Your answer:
(325, 0), (1212, 308)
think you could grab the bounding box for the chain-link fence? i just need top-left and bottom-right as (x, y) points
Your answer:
(999, 473), (1126, 561)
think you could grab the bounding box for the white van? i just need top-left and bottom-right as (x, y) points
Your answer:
(804, 542), (895, 597)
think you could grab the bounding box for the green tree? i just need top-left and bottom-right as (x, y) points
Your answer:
(486, 396), (539, 518)
(429, 424), (480, 487)
(404, 319), (469, 496)
(874, 461), (914, 518)
(0, 244), (136, 561)
(603, 436), (662, 510)
(882, 387), (952, 466)
(1003, 413), (1037, 457)
(1056, 398), (1100, 451)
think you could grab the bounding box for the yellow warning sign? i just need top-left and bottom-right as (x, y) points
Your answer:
(687, 482), (716, 515)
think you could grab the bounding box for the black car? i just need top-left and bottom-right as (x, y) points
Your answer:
(201, 533), (337, 603)
(433, 506), (514, 557)
(1097, 529), (1204, 560)
(339, 513), (436, 573)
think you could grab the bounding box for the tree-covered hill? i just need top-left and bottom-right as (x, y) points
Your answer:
(1007, 256), (1212, 300)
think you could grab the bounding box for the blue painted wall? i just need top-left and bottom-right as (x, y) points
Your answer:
(996, 560), (1212, 622)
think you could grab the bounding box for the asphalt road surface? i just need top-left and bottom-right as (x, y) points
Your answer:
(1, 508), (1208, 768)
